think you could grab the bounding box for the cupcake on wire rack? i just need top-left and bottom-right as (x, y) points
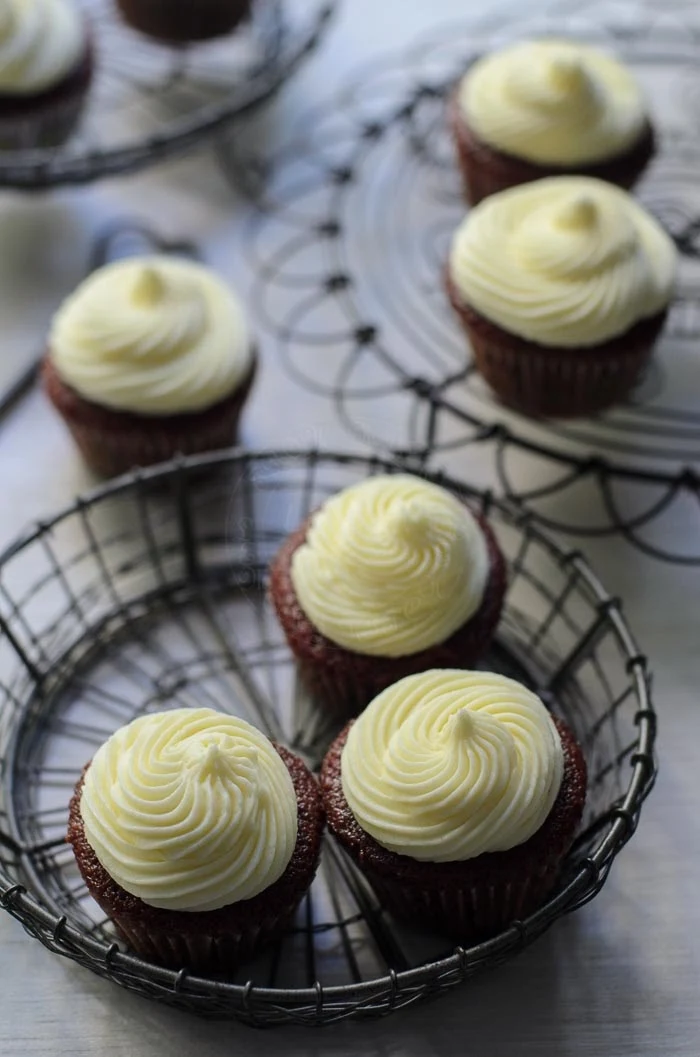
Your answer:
(450, 38), (656, 204)
(68, 708), (325, 972)
(269, 473), (507, 719)
(0, 0), (93, 150)
(42, 255), (257, 477)
(446, 175), (677, 417)
(321, 669), (587, 943)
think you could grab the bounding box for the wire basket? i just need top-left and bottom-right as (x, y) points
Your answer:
(246, 0), (700, 563)
(0, 449), (656, 1025)
(0, 0), (335, 190)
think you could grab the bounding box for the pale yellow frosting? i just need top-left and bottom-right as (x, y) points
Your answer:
(290, 475), (490, 657)
(80, 709), (298, 912)
(341, 670), (564, 862)
(49, 256), (253, 415)
(449, 176), (676, 348)
(459, 39), (648, 166)
(0, 0), (85, 95)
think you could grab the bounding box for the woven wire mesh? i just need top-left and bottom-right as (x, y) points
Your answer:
(245, 0), (700, 564)
(0, 0), (335, 189)
(0, 450), (655, 1024)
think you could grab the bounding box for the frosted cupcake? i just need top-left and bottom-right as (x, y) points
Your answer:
(43, 255), (257, 476)
(451, 39), (655, 204)
(68, 708), (324, 972)
(0, 0), (93, 150)
(446, 176), (677, 416)
(321, 670), (587, 942)
(116, 0), (253, 43)
(269, 474), (507, 718)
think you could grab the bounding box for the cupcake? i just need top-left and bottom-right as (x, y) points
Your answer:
(115, 0), (253, 43)
(43, 255), (257, 476)
(450, 39), (655, 205)
(67, 708), (324, 972)
(321, 670), (587, 943)
(269, 474), (507, 719)
(0, 0), (93, 151)
(446, 176), (677, 417)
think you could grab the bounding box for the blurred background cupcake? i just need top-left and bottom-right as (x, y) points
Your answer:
(450, 39), (655, 205)
(0, 0), (93, 150)
(42, 254), (257, 476)
(446, 176), (677, 417)
(270, 474), (506, 718)
(115, 0), (254, 44)
(68, 708), (324, 972)
(321, 670), (587, 943)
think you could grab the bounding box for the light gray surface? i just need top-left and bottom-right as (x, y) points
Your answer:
(0, 1), (698, 1053)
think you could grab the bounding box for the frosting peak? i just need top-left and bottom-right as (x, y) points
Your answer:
(49, 256), (253, 415)
(80, 709), (298, 912)
(290, 475), (490, 657)
(459, 40), (647, 166)
(449, 176), (677, 347)
(0, 0), (85, 95)
(341, 670), (564, 862)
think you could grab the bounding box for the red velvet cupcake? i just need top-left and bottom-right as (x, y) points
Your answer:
(43, 255), (257, 477)
(115, 0), (253, 43)
(451, 39), (655, 205)
(321, 671), (587, 943)
(67, 709), (324, 973)
(0, 0), (92, 150)
(270, 474), (507, 719)
(447, 176), (676, 417)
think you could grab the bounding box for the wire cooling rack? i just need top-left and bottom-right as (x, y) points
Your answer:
(0, 0), (335, 189)
(245, 0), (700, 564)
(0, 450), (655, 1025)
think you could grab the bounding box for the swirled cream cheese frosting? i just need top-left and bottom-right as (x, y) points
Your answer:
(49, 256), (253, 415)
(290, 475), (490, 657)
(341, 670), (564, 861)
(80, 708), (298, 912)
(0, 0), (85, 95)
(449, 176), (676, 347)
(458, 39), (648, 166)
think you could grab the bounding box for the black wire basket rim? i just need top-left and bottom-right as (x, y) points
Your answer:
(0, 445), (656, 1011)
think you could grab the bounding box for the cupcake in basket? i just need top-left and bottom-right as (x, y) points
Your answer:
(450, 39), (655, 205)
(0, 0), (93, 150)
(269, 474), (507, 719)
(321, 670), (587, 943)
(67, 708), (324, 972)
(43, 255), (257, 477)
(446, 176), (677, 417)
(115, 0), (253, 43)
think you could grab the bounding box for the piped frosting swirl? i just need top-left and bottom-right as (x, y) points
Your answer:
(341, 670), (564, 861)
(49, 256), (252, 415)
(0, 0), (85, 95)
(290, 474), (490, 657)
(449, 176), (676, 347)
(80, 709), (298, 912)
(458, 39), (648, 166)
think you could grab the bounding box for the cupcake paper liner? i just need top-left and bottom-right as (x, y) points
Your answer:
(446, 273), (668, 418)
(320, 718), (587, 944)
(68, 744), (325, 973)
(115, 0), (252, 43)
(42, 352), (257, 477)
(269, 509), (508, 721)
(448, 92), (656, 205)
